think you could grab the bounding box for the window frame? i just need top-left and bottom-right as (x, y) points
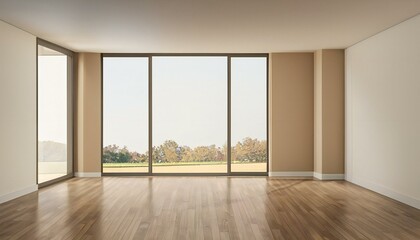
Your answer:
(36, 38), (75, 187)
(101, 53), (269, 176)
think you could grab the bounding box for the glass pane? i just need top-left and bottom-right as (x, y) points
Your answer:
(103, 57), (149, 173)
(38, 46), (68, 183)
(231, 57), (267, 172)
(153, 57), (227, 173)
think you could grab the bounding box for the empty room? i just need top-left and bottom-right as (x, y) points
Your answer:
(0, 0), (420, 239)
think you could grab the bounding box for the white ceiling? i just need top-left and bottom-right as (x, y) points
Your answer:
(0, 0), (419, 53)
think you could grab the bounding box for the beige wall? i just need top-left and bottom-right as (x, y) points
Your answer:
(75, 53), (102, 173)
(74, 52), (344, 177)
(314, 50), (345, 175)
(322, 50), (344, 174)
(269, 53), (314, 173)
(314, 50), (323, 173)
(0, 20), (37, 203)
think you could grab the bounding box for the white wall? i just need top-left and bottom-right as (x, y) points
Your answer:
(346, 14), (420, 209)
(0, 20), (37, 203)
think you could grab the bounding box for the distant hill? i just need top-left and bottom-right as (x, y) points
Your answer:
(38, 141), (67, 162)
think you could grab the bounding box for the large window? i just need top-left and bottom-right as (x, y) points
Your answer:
(153, 57), (227, 173)
(37, 40), (73, 185)
(102, 54), (267, 175)
(103, 57), (149, 173)
(231, 57), (267, 172)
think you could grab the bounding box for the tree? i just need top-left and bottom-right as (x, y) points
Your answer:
(161, 140), (179, 163)
(103, 138), (266, 164)
(179, 146), (193, 162)
(152, 146), (165, 163)
(103, 144), (119, 163)
(102, 145), (132, 163)
(233, 138), (267, 163)
(130, 151), (148, 163)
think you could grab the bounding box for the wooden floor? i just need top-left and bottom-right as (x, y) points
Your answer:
(1, 177), (420, 240)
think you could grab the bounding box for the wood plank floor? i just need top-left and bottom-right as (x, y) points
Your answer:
(1, 177), (420, 240)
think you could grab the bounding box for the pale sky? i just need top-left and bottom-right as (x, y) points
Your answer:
(103, 56), (266, 153)
(38, 55), (68, 144)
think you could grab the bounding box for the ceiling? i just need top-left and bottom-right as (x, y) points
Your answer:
(0, 0), (419, 53)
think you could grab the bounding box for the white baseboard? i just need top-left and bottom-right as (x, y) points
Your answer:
(75, 172), (101, 177)
(269, 171), (313, 178)
(0, 185), (38, 204)
(350, 177), (420, 210)
(269, 171), (345, 180)
(314, 172), (345, 180)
